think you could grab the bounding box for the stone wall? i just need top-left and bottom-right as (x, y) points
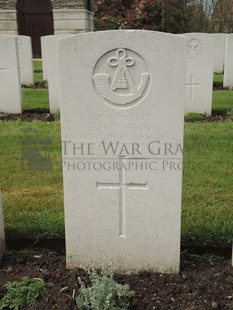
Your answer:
(60, 0), (87, 9)
(0, 0), (15, 9)
(0, 10), (17, 35)
(0, 0), (88, 10)
(0, 0), (93, 39)
(54, 9), (94, 34)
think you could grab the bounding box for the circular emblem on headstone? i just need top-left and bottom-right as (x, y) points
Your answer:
(186, 38), (203, 58)
(93, 48), (151, 109)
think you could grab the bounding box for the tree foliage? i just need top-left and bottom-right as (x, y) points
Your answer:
(93, 0), (203, 32)
(93, 0), (233, 33)
(212, 0), (233, 32)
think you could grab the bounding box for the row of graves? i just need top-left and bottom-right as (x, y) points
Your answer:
(1, 33), (233, 115)
(41, 33), (233, 114)
(0, 35), (33, 113)
(0, 31), (233, 273)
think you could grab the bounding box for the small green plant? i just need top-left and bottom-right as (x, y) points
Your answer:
(0, 276), (46, 310)
(226, 109), (233, 119)
(54, 109), (60, 121)
(76, 263), (134, 310)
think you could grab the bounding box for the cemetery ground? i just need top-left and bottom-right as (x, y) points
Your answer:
(0, 61), (233, 309)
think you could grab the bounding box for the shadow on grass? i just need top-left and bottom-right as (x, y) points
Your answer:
(212, 109), (229, 116)
(213, 81), (224, 89)
(34, 69), (43, 73)
(24, 108), (50, 114)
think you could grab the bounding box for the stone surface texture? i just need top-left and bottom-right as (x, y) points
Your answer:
(17, 35), (34, 85)
(0, 1), (93, 36)
(58, 31), (186, 273)
(40, 36), (49, 81)
(0, 35), (22, 113)
(0, 10), (17, 35)
(184, 33), (214, 115)
(224, 34), (233, 88)
(212, 33), (226, 74)
(41, 36), (49, 81)
(0, 0), (86, 10)
(53, 9), (94, 34)
(46, 35), (72, 113)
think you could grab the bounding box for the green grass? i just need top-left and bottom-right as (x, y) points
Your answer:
(185, 90), (233, 120)
(22, 60), (49, 111)
(185, 113), (205, 122)
(0, 121), (63, 239)
(182, 121), (233, 247)
(214, 73), (223, 84)
(23, 88), (49, 111)
(0, 120), (232, 248)
(212, 90), (233, 115)
(33, 60), (44, 83)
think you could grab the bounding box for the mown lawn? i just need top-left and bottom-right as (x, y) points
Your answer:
(182, 121), (233, 247)
(0, 119), (232, 248)
(0, 121), (64, 239)
(212, 90), (233, 115)
(23, 89), (49, 111)
(214, 73), (223, 84)
(34, 60), (44, 83)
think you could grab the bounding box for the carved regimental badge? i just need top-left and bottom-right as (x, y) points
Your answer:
(93, 48), (151, 108)
(186, 38), (204, 58)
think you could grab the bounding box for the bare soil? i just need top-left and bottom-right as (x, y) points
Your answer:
(0, 110), (54, 122)
(0, 248), (233, 310)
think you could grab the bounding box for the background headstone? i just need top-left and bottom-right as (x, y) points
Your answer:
(184, 33), (214, 115)
(41, 36), (48, 81)
(17, 35), (34, 86)
(0, 190), (5, 261)
(0, 35), (22, 114)
(47, 35), (72, 113)
(224, 34), (233, 88)
(212, 33), (226, 73)
(58, 31), (186, 273)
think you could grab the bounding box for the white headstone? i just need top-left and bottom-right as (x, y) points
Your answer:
(41, 36), (48, 81)
(0, 35), (22, 114)
(184, 33), (214, 115)
(17, 35), (34, 86)
(224, 34), (233, 88)
(43, 35), (72, 113)
(0, 190), (5, 261)
(58, 31), (186, 273)
(212, 33), (226, 73)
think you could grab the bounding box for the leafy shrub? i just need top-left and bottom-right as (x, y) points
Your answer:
(76, 263), (134, 310)
(93, 0), (219, 33)
(0, 277), (46, 310)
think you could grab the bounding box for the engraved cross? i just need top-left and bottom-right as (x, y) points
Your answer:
(186, 74), (200, 102)
(0, 66), (7, 90)
(97, 157), (148, 238)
